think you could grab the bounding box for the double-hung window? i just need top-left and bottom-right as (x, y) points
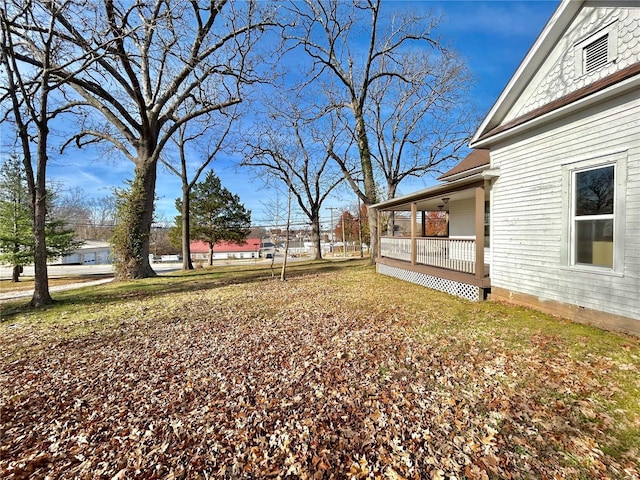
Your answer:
(572, 165), (615, 268)
(563, 151), (626, 273)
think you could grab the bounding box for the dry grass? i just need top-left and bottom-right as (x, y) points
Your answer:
(1, 260), (638, 479)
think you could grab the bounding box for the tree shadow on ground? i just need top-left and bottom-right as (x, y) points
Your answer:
(0, 259), (372, 321)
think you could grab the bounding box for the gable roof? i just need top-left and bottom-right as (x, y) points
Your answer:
(470, 0), (640, 148)
(438, 149), (490, 181)
(190, 238), (260, 254)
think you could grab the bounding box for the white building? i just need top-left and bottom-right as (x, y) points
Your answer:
(61, 240), (111, 265)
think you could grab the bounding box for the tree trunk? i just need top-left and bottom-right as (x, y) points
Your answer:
(208, 243), (214, 266)
(30, 122), (52, 306)
(367, 205), (378, 261)
(310, 210), (322, 261)
(181, 185), (194, 270)
(354, 107), (377, 264)
(280, 234), (289, 281)
(387, 211), (395, 236)
(280, 191), (292, 281)
(12, 265), (21, 283)
(31, 187), (52, 306)
(113, 160), (157, 280)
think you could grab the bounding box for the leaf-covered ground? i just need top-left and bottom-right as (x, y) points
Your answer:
(1, 262), (639, 479)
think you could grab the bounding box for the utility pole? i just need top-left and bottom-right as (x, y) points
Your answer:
(342, 214), (346, 258)
(328, 207), (338, 254)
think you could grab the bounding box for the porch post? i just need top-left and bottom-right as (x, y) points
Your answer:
(377, 209), (382, 260)
(475, 186), (485, 278)
(411, 202), (417, 265)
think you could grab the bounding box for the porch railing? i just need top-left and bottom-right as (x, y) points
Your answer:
(380, 236), (475, 274)
(379, 236), (413, 262)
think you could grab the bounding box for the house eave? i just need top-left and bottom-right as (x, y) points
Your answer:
(481, 168), (501, 180)
(471, 73), (640, 148)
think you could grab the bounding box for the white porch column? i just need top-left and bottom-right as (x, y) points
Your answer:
(475, 186), (485, 278)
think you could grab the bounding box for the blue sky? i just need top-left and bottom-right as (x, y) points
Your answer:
(42, 0), (559, 227)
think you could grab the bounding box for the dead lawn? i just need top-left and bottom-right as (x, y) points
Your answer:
(1, 260), (638, 479)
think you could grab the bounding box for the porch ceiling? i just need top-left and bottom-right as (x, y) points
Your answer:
(408, 189), (476, 212)
(373, 178), (484, 212)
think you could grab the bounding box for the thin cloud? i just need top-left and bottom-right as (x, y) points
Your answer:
(435, 1), (558, 38)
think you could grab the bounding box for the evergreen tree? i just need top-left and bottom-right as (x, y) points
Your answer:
(171, 171), (251, 266)
(0, 157), (32, 281)
(0, 157), (82, 281)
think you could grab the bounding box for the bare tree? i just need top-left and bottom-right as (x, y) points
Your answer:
(51, 186), (91, 236)
(86, 195), (117, 240)
(160, 108), (236, 271)
(260, 194), (288, 236)
(284, 0), (456, 262)
(368, 50), (474, 200)
(52, 187), (117, 240)
(0, 0), (90, 306)
(31, 0), (276, 280)
(242, 96), (346, 261)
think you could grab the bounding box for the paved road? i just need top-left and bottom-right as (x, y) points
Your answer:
(0, 262), (183, 281)
(0, 251), (316, 281)
(0, 263), (185, 302)
(0, 254), (313, 301)
(0, 277), (116, 301)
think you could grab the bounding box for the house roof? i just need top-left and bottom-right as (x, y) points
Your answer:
(372, 174), (486, 212)
(438, 149), (490, 181)
(190, 238), (261, 253)
(76, 240), (111, 250)
(475, 62), (640, 143)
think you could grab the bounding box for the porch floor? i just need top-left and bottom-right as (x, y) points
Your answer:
(377, 256), (491, 289)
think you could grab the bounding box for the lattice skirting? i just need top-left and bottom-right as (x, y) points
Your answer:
(377, 263), (482, 302)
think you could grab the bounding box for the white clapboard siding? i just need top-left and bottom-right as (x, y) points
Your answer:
(449, 198), (475, 238)
(490, 89), (640, 321)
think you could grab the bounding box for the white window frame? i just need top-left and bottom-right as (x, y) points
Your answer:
(574, 21), (618, 77)
(571, 163), (615, 267)
(561, 150), (627, 275)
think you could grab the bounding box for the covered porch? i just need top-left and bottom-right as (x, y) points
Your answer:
(373, 170), (494, 302)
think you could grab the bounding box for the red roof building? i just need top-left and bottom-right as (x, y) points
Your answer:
(190, 238), (261, 260)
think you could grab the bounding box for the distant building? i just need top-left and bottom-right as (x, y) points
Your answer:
(190, 239), (261, 261)
(259, 241), (276, 257)
(60, 240), (111, 265)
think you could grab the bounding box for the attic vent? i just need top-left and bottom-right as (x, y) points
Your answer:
(583, 34), (609, 73)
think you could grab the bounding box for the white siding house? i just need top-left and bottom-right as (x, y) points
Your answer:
(470, 0), (640, 334)
(373, 0), (639, 335)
